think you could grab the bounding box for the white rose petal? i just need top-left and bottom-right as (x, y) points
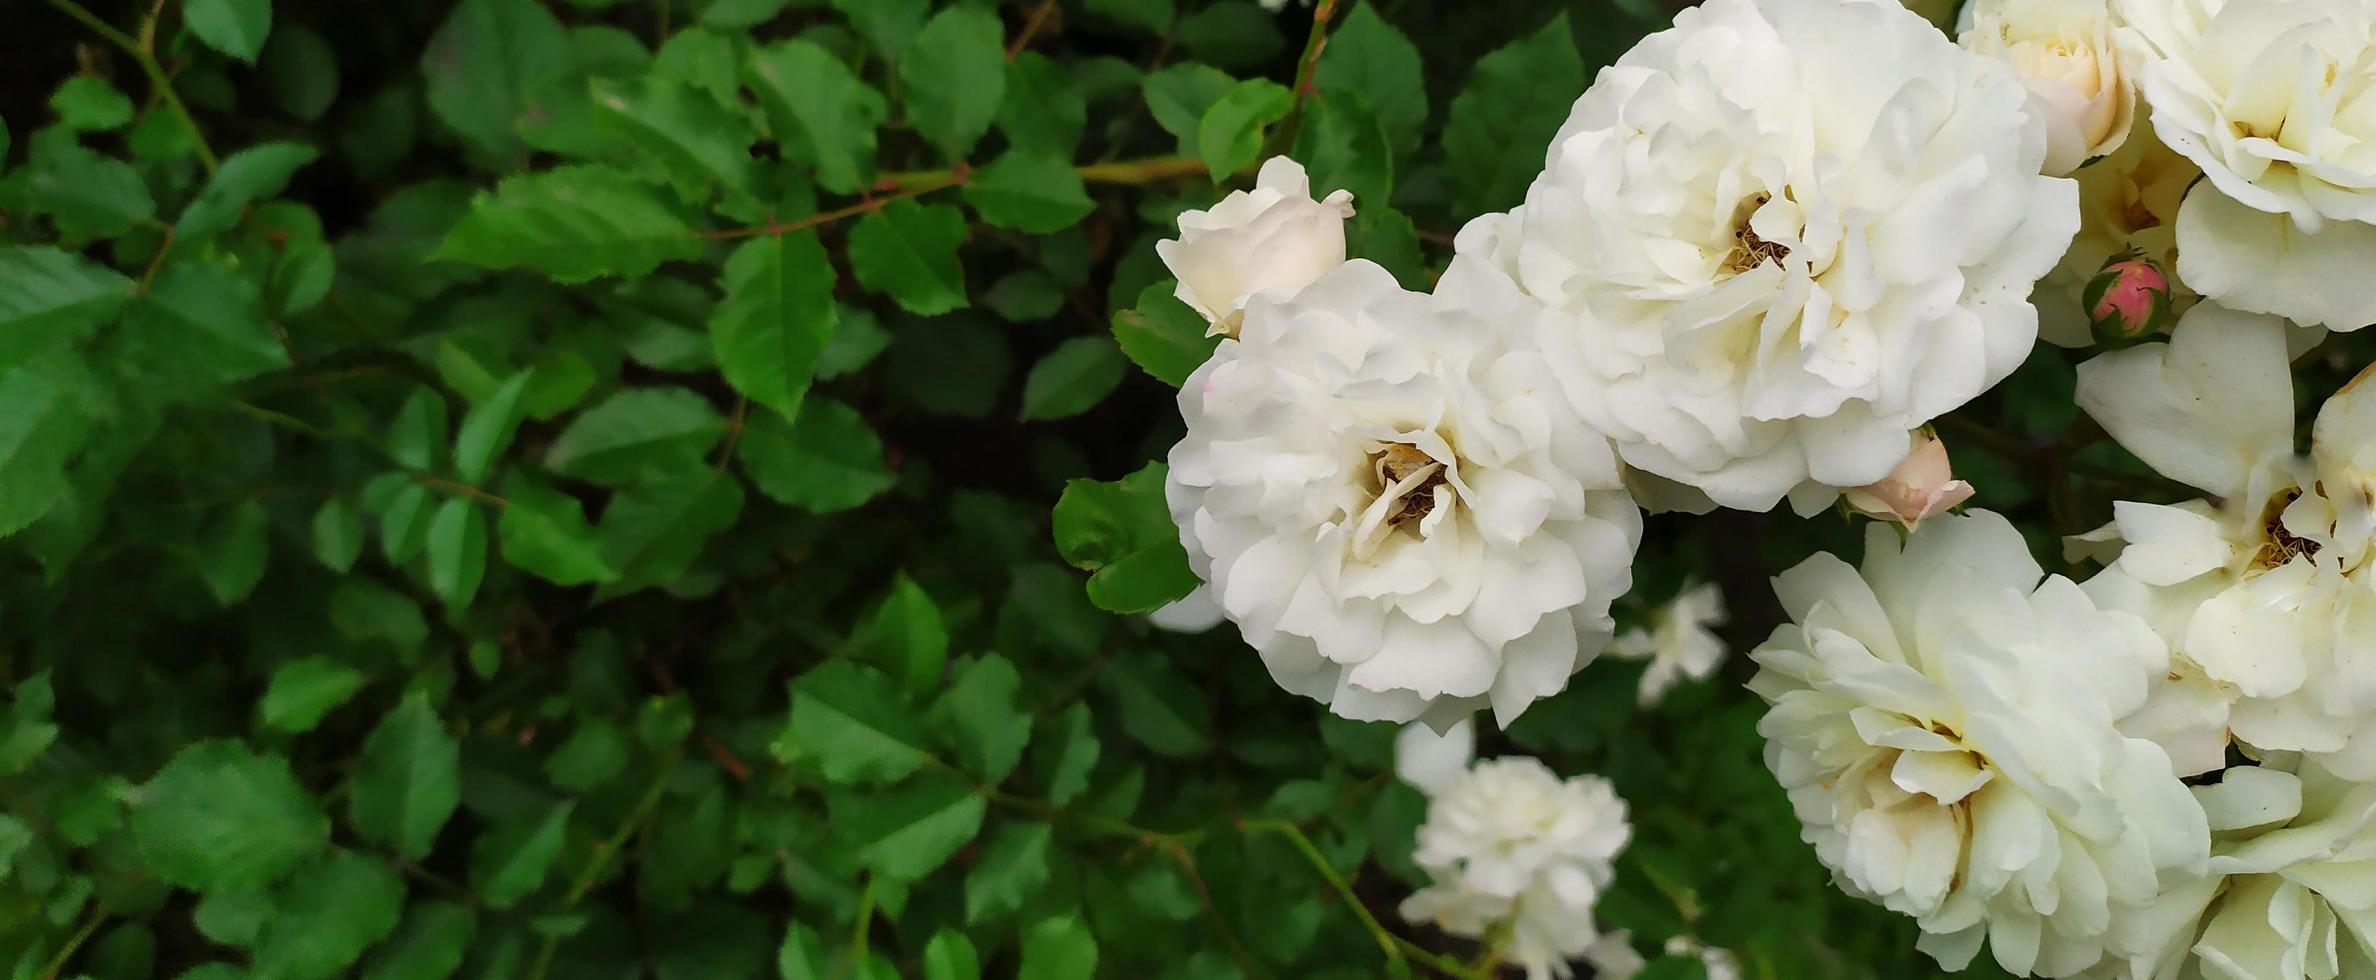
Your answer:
(1960, 0), (2137, 176)
(1154, 156), (1354, 336)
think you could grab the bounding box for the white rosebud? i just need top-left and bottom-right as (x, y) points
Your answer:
(1462, 0), (2077, 513)
(2116, 0), (2376, 329)
(1750, 511), (2208, 977)
(1842, 430), (1975, 529)
(1154, 156), (1354, 337)
(1399, 757), (1632, 980)
(1167, 258), (1642, 728)
(1609, 582), (1727, 705)
(1960, 0), (2136, 176)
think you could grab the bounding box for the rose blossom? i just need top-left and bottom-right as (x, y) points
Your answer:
(1154, 156), (1353, 337)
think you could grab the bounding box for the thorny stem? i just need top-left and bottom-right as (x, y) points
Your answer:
(39, 907), (104, 980)
(45, 0), (219, 172)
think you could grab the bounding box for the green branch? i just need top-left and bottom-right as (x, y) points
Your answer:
(44, 0), (219, 172)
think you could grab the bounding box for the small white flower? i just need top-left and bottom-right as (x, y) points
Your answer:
(2075, 304), (2376, 776)
(1155, 156), (1353, 336)
(1610, 582), (1728, 705)
(1960, 0), (2137, 176)
(1400, 756), (1632, 980)
(1842, 430), (1977, 529)
(1580, 932), (1743, 980)
(1461, 0), (2077, 512)
(1166, 258), (1642, 728)
(2116, 0), (2376, 329)
(1750, 510), (2209, 977)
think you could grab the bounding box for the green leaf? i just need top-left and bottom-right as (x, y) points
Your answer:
(848, 575), (947, 700)
(193, 888), (272, 948)
(388, 388), (449, 472)
(777, 922), (830, 980)
(1019, 337), (1127, 422)
(834, 772), (985, 881)
(597, 467), (745, 589)
(0, 246), (133, 374)
(899, 6), (1006, 159)
(252, 851), (406, 980)
(886, 315), (1008, 417)
(1196, 79), (1292, 182)
(0, 674), (60, 777)
(496, 474), (619, 585)
(198, 499), (270, 606)
(380, 483), (436, 563)
(1317, 3), (1427, 158)
(1295, 93), (1393, 207)
(964, 153), (1094, 234)
(1018, 917), (1099, 980)
(349, 693), (462, 861)
(311, 498), (366, 572)
(590, 76), (759, 201)
(788, 660), (929, 784)
(998, 53), (1087, 155)
(1444, 14), (1584, 216)
(698, 0), (792, 28)
(1098, 651), (1212, 757)
(18, 135), (153, 237)
(546, 387), (727, 483)
(121, 262), (292, 391)
(470, 802), (573, 908)
(1052, 462), (1200, 613)
(963, 822), (1051, 923)
(828, 0), (927, 58)
(360, 902), (477, 980)
(1034, 704), (1100, 806)
(737, 397), (895, 514)
(433, 166), (703, 283)
(452, 370), (533, 485)
(0, 355), (91, 538)
(846, 201), (967, 316)
(928, 655), (1032, 784)
(1088, 0), (1172, 34)
(1180, 2), (1287, 70)
(746, 40), (886, 195)
(185, 0), (273, 62)
(709, 233), (838, 420)
(921, 930), (981, 980)
(1111, 281), (1216, 387)
(263, 24), (341, 121)
(426, 497), (489, 608)
(51, 76), (134, 131)
(130, 739), (329, 891)
(421, 0), (572, 163)
(544, 718), (629, 791)
(178, 142), (321, 244)
(1141, 64), (1236, 157)
(258, 656), (368, 734)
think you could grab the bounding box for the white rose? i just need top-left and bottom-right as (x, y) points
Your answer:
(2116, 0), (2376, 329)
(1961, 0), (2137, 176)
(2074, 304), (2376, 773)
(1749, 511), (2209, 977)
(1166, 258), (1642, 728)
(1464, 0), (2078, 512)
(1399, 756), (1632, 980)
(1609, 582), (1727, 705)
(1154, 156), (1354, 336)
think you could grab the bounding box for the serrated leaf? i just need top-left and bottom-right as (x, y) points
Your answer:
(709, 233), (837, 420)
(198, 499), (269, 606)
(496, 474), (618, 585)
(1052, 462), (1199, 613)
(846, 201), (967, 316)
(359, 901), (477, 980)
(546, 387), (726, 483)
(252, 850), (406, 980)
(848, 575), (947, 699)
(738, 397), (895, 514)
(899, 7), (1005, 159)
(597, 467), (744, 589)
(544, 718), (629, 791)
(1141, 64), (1236, 157)
(50, 76), (134, 131)
(434, 166), (703, 283)
(121, 262), (291, 392)
(470, 802), (572, 908)
(19, 135), (153, 237)
(258, 656), (367, 734)
(178, 142), (320, 244)
(833, 772), (985, 881)
(1444, 14), (1584, 216)
(1018, 917), (1098, 980)
(0, 246), (133, 375)
(388, 388), (448, 472)
(452, 370), (532, 485)
(1019, 337), (1126, 422)
(380, 482), (436, 563)
(777, 922), (830, 980)
(746, 40), (885, 195)
(964, 153), (1094, 233)
(1111, 281), (1216, 387)
(426, 497), (489, 608)
(130, 739), (329, 891)
(998, 53), (1087, 155)
(590, 76), (759, 201)
(963, 823), (1051, 923)
(1035, 704), (1100, 806)
(1088, 0), (1172, 34)
(921, 930), (981, 980)
(788, 660), (929, 784)
(1316, 3), (1427, 158)
(0, 674), (61, 777)
(928, 655), (1031, 784)
(1197, 79), (1291, 182)
(186, 0), (273, 61)
(1098, 651), (1211, 757)
(350, 693), (462, 861)
(311, 498), (365, 572)
(422, 0), (572, 163)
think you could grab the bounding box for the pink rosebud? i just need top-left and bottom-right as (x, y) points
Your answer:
(2085, 252), (2174, 344)
(1844, 431), (1975, 528)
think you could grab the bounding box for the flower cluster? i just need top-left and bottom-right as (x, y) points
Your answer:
(1149, 0), (2376, 975)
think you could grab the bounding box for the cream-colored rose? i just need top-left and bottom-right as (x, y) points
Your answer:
(1154, 156), (1354, 337)
(1842, 430), (1975, 528)
(1961, 0), (2137, 176)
